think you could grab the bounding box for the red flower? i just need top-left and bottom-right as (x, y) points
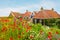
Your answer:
(56, 31), (59, 34)
(48, 32), (52, 35)
(1, 27), (7, 32)
(40, 30), (43, 34)
(5, 19), (9, 22)
(22, 32), (24, 34)
(20, 18), (22, 21)
(26, 29), (29, 32)
(30, 35), (34, 39)
(27, 26), (31, 30)
(40, 30), (43, 33)
(18, 35), (21, 38)
(9, 37), (13, 40)
(48, 35), (52, 39)
(18, 28), (21, 30)
(48, 32), (52, 39)
(13, 22), (16, 26)
(26, 26), (31, 32)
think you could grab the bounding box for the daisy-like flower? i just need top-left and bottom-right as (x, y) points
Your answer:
(1, 26), (7, 32)
(30, 35), (34, 39)
(48, 35), (52, 40)
(18, 34), (21, 38)
(56, 31), (59, 34)
(9, 37), (13, 40)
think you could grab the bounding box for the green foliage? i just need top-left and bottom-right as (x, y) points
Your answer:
(45, 18), (59, 27)
(56, 19), (60, 29)
(0, 18), (60, 40)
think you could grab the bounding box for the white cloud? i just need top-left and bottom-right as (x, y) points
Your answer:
(0, 8), (10, 17)
(40, 0), (56, 9)
(40, 0), (60, 14)
(0, 0), (60, 17)
(0, 7), (27, 17)
(0, 5), (40, 17)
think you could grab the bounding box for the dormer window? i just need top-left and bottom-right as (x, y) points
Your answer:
(30, 13), (34, 18)
(24, 16), (28, 20)
(17, 16), (22, 19)
(30, 15), (33, 18)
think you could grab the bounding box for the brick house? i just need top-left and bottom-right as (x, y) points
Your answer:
(9, 10), (33, 22)
(33, 7), (60, 25)
(9, 8), (60, 25)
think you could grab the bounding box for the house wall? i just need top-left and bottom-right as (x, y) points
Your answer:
(32, 18), (45, 25)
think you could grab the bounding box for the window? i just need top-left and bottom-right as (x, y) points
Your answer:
(24, 16), (28, 20)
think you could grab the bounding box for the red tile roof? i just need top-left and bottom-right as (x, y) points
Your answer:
(10, 11), (32, 18)
(33, 10), (60, 19)
(23, 11), (32, 17)
(10, 12), (24, 18)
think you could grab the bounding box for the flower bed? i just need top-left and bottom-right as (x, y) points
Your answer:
(0, 18), (60, 40)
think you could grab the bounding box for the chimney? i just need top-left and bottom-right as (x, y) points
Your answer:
(52, 8), (54, 11)
(11, 11), (13, 13)
(33, 11), (37, 13)
(10, 11), (13, 14)
(26, 10), (28, 12)
(41, 7), (43, 11)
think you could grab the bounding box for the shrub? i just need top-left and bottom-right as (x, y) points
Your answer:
(56, 19), (60, 29)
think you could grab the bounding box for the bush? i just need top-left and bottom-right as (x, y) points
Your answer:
(45, 19), (57, 27)
(56, 19), (60, 29)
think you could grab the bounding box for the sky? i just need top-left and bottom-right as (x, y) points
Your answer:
(0, 0), (60, 16)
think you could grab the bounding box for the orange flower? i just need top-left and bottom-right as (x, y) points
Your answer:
(18, 28), (21, 30)
(40, 30), (43, 33)
(48, 35), (52, 39)
(9, 37), (13, 40)
(5, 19), (9, 22)
(27, 26), (31, 30)
(22, 22), (25, 26)
(18, 34), (21, 38)
(48, 32), (52, 35)
(56, 31), (59, 34)
(26, 29), (29, 32)
(1, 26), (7, 32)
(40, 30), (43, 34)
(48, 32), (52, 38)
(22, 32), (24, 34)
(47, 32), (52, 40)
(13, 22), (16, 26)
(20, 18), (22, 21)
(30, 35), (34, 39)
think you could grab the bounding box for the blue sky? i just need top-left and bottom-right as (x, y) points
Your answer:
(0, 0), (60, 16)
